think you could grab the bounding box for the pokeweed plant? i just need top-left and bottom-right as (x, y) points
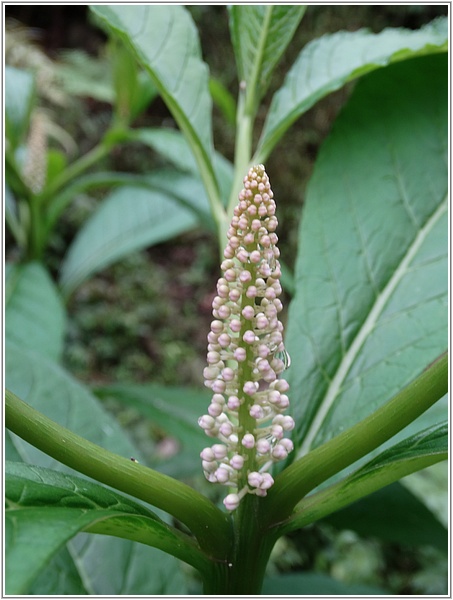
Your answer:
(5, 6), (448, 596)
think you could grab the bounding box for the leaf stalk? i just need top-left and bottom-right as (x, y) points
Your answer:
(5, 390), (232, 560)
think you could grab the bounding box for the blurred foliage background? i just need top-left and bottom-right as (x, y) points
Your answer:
(5, 4), (448, 595)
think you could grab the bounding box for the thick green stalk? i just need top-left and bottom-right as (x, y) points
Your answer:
(5, 390), (232, 560)
(227, 91), (254, 224)
(204, 496), (277, 594)
(263, 352), (448, 524)
(277, 451), (447, 536)
(27, 195), (45, 260)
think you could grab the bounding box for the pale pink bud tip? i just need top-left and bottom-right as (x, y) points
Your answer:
(242, 433), (255, 448)
(224, 493), (240, 511)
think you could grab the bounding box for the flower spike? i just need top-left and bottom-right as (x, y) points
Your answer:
(199, 164), (294, 510)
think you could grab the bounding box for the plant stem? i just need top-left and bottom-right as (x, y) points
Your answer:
(27, 195), (45, 260)
(263, 352), (448, 525)
(40, 141), (112, 206)
(227, 90), (254, 224)
(278, 448), (447, 536)
(203, 496), (277, 594)
(5, 390), (232, 560)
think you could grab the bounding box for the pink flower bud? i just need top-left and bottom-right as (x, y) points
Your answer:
(282, 416), (295, 430)
(242, 305), (255, 320)
(249, 404), (264, 419)
(223, 493), (240, 511)
(198, 415), (215, 430)
(250, 250), (261, 263)
(212, 380), (226, 393)
(248, 471), (263, 488)
(208, 402), (223, 417)
(260, 473), (274, 490)
(243, 381), (258, 395)
(230, 319), (242, 332)
(203, 366), (219, 380)
(207, 351), (220, 364)
(227, 395), (241, 410)
(215, 467), (230, 483)
(241, 433), (255, 448)
(234, 348), (246, 362)
(219, 422), (234, 436)
(230, 455), (244, 469)
(246, 285), (257, 298)
(243, 330), (256, 344)
(202, 460), (217, 472)
(229, 288), (241, 302)
(210, 320), (224, 334)
(239, 270), (252, 283)
(200, 447), (215, 461)
(218, 333), (231, 347)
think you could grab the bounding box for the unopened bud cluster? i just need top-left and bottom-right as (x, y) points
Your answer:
(22, 112), (47, 195)
(199, 164), (294, 511)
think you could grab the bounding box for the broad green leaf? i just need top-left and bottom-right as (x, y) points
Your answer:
(286, 55), (447, 457)
(94, 383), (211, 477)
(30, 546), (88, 594)
(59, 183), (201, 296)
(323, 482), (447, 553)
(31, 534), (186, 595)
(127, 128), (234, 205)
(130, 128), (198, 174)
(6, 505), (105, 594)
(69, 534), (188, 595)
(256, 17), (447, 161)
(5, 342), (141, 469)
(228, 6), (306, 105)
(91, 5), (218, 195)
(5, 66), (35, 149)
(6, 462), (159, 517)
(5, 462), (192, 594)
(47, 168), (218, 231)
(262, 572), (389, 595)
(6, 262), (66, 361)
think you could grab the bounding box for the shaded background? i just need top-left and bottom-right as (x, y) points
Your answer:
(5, 4), (448, 594)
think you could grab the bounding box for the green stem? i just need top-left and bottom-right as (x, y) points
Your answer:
(203, 495), (277, 594)
(277, 451), (447, 536)
(263, 352), (448, 525)
(5, 390), (232, 560)
(27, 195), (45, 260)
(226, 91), (254, 224)
(41, 141), (112, 206)
(230, 496), (276, 594)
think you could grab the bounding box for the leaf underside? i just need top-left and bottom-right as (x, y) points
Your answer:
(6, 262), (66, 361)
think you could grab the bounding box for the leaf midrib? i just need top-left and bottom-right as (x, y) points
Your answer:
(297, 195), (448, 457)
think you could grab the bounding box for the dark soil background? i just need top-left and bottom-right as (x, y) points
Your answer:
(5, 4), (448, 594)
